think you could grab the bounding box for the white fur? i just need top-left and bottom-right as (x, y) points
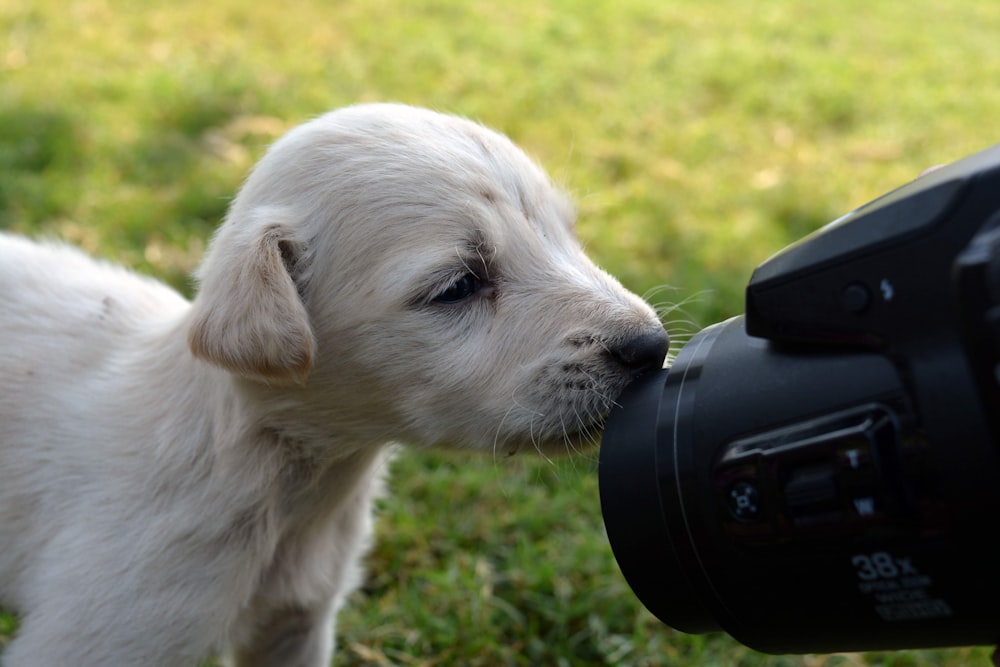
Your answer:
(0, 103), (667, 666)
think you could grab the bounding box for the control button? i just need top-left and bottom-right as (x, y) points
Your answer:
(727, 480), (762, 521)
(784, 465), (840, 522)
(841, 282), (871, 314)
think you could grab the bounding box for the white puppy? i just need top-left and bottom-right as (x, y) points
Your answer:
(0, 103), (667, 666)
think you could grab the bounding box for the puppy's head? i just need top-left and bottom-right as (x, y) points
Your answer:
(188, 104), (667, 454)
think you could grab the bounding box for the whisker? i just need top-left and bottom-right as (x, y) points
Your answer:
(529, 413), (555, 466)
(641, 284), (684, 304)
(493, 402), (519, 466)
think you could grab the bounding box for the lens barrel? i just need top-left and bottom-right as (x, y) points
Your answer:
(599, 316), (1000, 653)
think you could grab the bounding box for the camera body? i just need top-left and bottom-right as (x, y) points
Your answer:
(599, 145), (1000, 653)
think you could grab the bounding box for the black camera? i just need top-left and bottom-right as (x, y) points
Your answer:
(599, 144), (1000, 654)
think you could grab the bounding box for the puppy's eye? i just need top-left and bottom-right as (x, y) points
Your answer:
(434, 273), (482, 304)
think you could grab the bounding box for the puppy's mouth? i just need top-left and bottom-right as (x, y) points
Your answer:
(499, 409), (612, 458)
(489, 334), (669, 457)
(505, 383), (632, 457)
(526, 364), (668, 456)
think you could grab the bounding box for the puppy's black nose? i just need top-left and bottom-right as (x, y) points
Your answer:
(610, 327), (669, 376)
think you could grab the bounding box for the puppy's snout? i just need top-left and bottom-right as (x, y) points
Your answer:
(609, 327), (669, 376)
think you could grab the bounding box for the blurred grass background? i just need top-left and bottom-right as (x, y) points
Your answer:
(1, 0), (998, 665)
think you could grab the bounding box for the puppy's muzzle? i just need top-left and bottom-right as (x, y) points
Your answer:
(608, 327), (669, 378)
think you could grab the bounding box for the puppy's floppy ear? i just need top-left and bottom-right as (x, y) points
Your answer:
(188, 206), (315, 385)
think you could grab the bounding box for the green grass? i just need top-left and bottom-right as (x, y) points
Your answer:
(2, 0), (999, 665)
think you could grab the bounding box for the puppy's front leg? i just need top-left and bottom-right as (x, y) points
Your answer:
(229, 603), (336, 667)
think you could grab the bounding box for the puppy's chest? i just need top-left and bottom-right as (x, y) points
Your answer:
(249, 466), (380, 604)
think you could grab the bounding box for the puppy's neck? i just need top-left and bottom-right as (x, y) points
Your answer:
(150, 312), (388, 514)
(101, 313), (390, 612)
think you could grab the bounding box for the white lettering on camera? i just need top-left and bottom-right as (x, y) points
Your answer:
(851, 551), (954, 621)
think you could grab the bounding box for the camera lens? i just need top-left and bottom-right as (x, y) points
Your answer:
(599, 316), (1000, 653)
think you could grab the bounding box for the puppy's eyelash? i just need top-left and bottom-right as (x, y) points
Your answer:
(432, 272), (483, 304)
(407, 238), (497, 308)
